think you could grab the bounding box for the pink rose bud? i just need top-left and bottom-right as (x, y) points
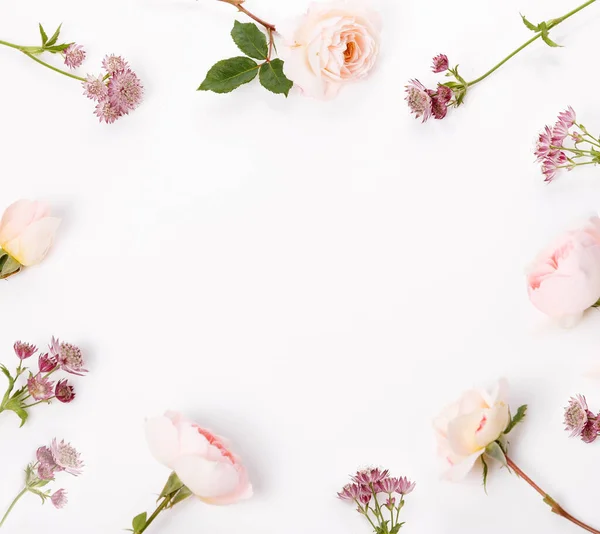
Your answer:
(14, 341), (37, 360)
(55, 379), (76, 403)
(38, 353), (57, 373)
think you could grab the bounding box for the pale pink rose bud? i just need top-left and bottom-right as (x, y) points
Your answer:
(431, 54), (449, 73)
(145, 411), (252, 505)
(55, 379), (76, 403)
(51, 489), (68, 509)
(14, 341), (37, 360)
(434, 379), (510, 481)
(280, 1), (381, 99)
(527, 217), (600, 324)
(38, 353), (57, 373)
(0, 200), (61, 267)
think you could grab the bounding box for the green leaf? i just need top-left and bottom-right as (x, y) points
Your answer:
(132, 512), (147, 531)
(484, 441), (508, 468)
(390, 525), (402, 534)
(520, 14), (539, 32)
(45, 43), (71, 53)
(504, 405), (527, 434)
(4, 395), (28, 427)
(0, 255), (22, 280)
(231, 21), (268, 60)
(1, 364), (15, 401)
(259, 59), (293, 97)
(46, 24), (62, 47)
(169, 485), (193, 507)
(541, 30), (561, 48)
(28, 489), (50, 503)
(198, 57), (259, 93)
(158, 472), (184, 499)
(481, 455), (489, 494)
(39, 24), (48, 46)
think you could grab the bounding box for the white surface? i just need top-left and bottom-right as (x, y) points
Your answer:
(2, 0), (600, 532)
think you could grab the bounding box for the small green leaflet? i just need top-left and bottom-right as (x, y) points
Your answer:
(259, 59), (293, 96)
(132, 512), (147, 532)
(158, 471), (184, 500)
(504, 404), (527, 435)
(39, 23), (49, 46)
(198, 56), (259, 93)
(481, 455), (489, 493)
(484, 441), (508, 468)
(520, 14), (539, 32)
(231, 21), (268, 60)
(170, 485), (193, 507)
(46, 24), (62, 47)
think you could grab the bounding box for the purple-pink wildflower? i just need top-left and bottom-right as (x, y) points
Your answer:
(38, 353), (57, 373)
(63, 44), (86, 69)
(26, 374), (55, 401)
(431, 54), (449, 73)
(94, 100), (122, 124)
(564, 395), (599, 443)
(102, 54), (129, 74)
(50, 439), (84, 476)
(405, 79), (432, 123)
(107, 68), (143, 114)
(352, 467), (389, 485)
(50, 337), (87, 376)
(55, 379), (75, 404)
(337, 483), (363, 501)
(14, 341), (37, 360)
(82, 75), (109, 102)
(51, 489), (68, 509)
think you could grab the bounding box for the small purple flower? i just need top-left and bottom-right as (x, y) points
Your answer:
(102, 54), (129, 74)
(38, 353), (57, 373)
(82, 75), (109, 102)
(51, 489), (68, 509)
(50, 337), (87, 376)
(405, 79), (433, 123)
(14, 341), (37, 360)
(107, 68), (143, 114)
(50, 439), (84, 476)
(63, 44), (86, 69)
(55, 379), (76, 404)
(564, 395), (590, 437)
(27, 374), (55, 401)
(431, 54), (449, 73)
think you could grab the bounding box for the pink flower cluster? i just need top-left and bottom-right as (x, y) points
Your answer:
(534, 107), (577, 182)
(564, 395), (600, 444)
(82, 55), (143, 124)
(63, 44), (86, 69)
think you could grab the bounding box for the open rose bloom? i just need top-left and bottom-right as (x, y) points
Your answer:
(281, 1), (381, 99)
(145, 411), (252, 505)
(527, 217), (600, 325)
(434, 379), (510, 481)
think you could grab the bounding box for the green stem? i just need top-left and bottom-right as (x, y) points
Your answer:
(388, 493), (395, 529)
(22, 397), (54, 409)
(0, 488), (27, 528)
(467, 0), (596, 87)
(137, 496), (172, 534)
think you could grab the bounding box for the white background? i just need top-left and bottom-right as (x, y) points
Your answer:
(1, 0), (600, 532)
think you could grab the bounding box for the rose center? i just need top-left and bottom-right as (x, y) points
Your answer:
(344, 41), (355, 62)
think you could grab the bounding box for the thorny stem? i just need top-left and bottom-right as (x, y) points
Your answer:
(506, 456), (600, 534)
(0, 488), (27, 528)
(466, 0), (596, 87)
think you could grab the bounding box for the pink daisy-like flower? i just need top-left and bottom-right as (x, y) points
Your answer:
(107, 69), (143, 114)
(385, 496), (396, 509)
(94, 100), (122, 124)
(14, 341), (37, 360)
(558, 106), (576, 128)
(396, 476), (416, 495)
(38, 353), (57, 373)
(55, 379), (76, 404)
(50, 439), (84, 476)
(27, 374), (55, 401)
(564, 395), (590, 437)
(353, 468), (389, 485)
(358, 491), (371, 505)
(102, 54), (129, 74)
(429, 85), (453, 120)
(51, 489), (68, 509)
(535, 126), (553, 162)
(36, 445), (60, 479)
(49, 337), (88, 376)
(541, 150), (568, 182)
(405, 79), (432, 123)
(431, 54), (449, 73)
(82, 75), (109, 102)
(551, 120), (570, 147)
(338, 483), (363, 501)
(63, 44), (86, 69)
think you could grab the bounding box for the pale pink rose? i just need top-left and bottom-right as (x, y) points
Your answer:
(0, 200), (61, 266)
(527, 217), (600, 323)
(433, 379), (510, 481)
(145, 411), (252, 505)
(280, 1), (381, 99)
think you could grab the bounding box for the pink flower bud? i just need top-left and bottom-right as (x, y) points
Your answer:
(51, 489), (68, 509)
(431, 54), (449, 73)
(38, 353), (57, 373)
(55, 379), (76, 404)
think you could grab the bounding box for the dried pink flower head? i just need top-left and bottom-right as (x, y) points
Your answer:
(50, 337), (87, 376)
(82, 75), (109, 102)
(55, 379), (75, 404)
(337, 483), (363, 501)
(564, 395), (590, 437)
(405, 79), (432, 123)
(63, 44), (86, 69)
(107, 69), (143, 114)
(38, 353), (57, 373)
(102, 54), (129, 74)
(431, 54), (449, 73)
(353, 467), (389, 485)
(94, 100), (122, 124)
(14, 341), (37, 360)
(50, 439), (84, 476)
(27, 374), (55, 401)
(51, 489), (68, 509)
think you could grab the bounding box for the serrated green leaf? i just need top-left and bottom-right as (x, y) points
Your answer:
(45, 43), (71, 53)
(39, 24), (49, 46)
(159, 472), (184, 499)
(541, 30), (561, 48)
(132, 512), (147, 531)
(520, 14), (539, 32)
(198, 57), (259, 93)
(484, 441), (508, 468)
(504, 405), (527, 434)
(169, 485), (193, 507)
(231, 21), (268, 60)
(481, 455), (489, 494)
(259, 59), (293, 96)
(46, 24), (62, 47)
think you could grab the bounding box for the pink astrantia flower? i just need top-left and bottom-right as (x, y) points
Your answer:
(432, 54), (449, 73)
(82, 75), (109, 101)
(63, 44), (86, 69)
(27, 374), (55, 401)
(405, 79), (432, 123)
(107, 69), (143, 114)
(51, 489), (68, 509)
(353, 467), (389, 485)
(94, 100), (121, 124)
(564, 395), (590, 437)
(36, 445), (60, 479)
(337, 483), (363, 501)
(55, 379), (75, 403)
(559, 106), (576, 128)
(49, 337), (87, 376)
(429, 84), (453, 120)
(38, 353), (57, 373)
(534, 126), (553, 162)
(396, 476), (416, 495)
(50, 439), (84, 475)
(102, 54), (129, 74)
(14, 341), (37, 360)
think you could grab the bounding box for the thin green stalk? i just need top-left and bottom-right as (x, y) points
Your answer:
(388, 493), (395, 530)
(467, 0), (596, 87)
(137, 496), (172, 534)
(22, 397), (53, 409)
(21, 52), (86, 82)
(0, 488), (27, 528)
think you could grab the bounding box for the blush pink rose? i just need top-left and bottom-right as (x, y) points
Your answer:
(280, 1), (381, 99)
(0, 200), (61, 266)
(145, 411), (252, 505)
(433, 379), (510, 481)
(527, 217), (600, 323)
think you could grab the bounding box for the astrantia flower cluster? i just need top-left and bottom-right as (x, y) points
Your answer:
(0, 439), (83, 528)
(0, 337), (87, 427)
(83, 55), (144, 124)
(534, 107), (600, 182)
(338, 468), (415, 534)
(564, 395), (600, 443)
